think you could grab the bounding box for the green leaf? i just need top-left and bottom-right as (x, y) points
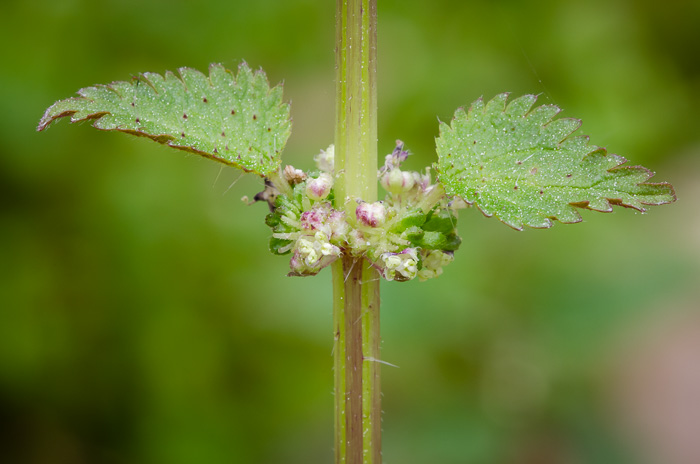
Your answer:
(435, 93), (676, 230)
(38, 63), (291, 177)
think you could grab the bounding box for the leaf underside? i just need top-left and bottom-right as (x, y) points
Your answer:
(436, 93), (676, 230)
(38, 63), (291, 177)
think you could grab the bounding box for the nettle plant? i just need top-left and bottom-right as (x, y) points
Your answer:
(38, 2), (675, 463)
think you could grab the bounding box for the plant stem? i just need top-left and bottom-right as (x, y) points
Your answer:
(333, 1), (381, 464)
(334, 0), (378, 212)
(332, 257), (381, 464)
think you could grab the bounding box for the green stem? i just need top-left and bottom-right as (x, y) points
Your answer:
(418, 183), (446, 213)
(333, 257), (381, 464)
(333, 1), (381, 464)
(335, 0), (378, 213)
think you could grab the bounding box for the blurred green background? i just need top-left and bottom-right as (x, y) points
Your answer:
(1, 0), (699, 463)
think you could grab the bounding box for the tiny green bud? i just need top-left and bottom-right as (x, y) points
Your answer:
(417, 250), (454, 281)
(265, 212), (281, 228)
(389, 209), (427, 233)
(269, 236), (293, 255)
(381, 168), (415, 194)
(423, 209), (456, 233)
(403, 226), (424, 243)
(442, 233), (462, 251)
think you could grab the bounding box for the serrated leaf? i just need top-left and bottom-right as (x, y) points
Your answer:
(38, 63), (291, 177)
(435, 93), (676, 230)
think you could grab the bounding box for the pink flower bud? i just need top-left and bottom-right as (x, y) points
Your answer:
(300, 209), (325, 231)
(306, 173), (333, 201)
(356, 201), (386, 227)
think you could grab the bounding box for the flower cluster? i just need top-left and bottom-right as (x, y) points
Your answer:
(266, 190), (347, 277)
(261, 142), (461, 281)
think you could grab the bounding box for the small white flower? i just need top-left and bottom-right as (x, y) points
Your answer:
(315, 145), (335, 173)
(288, 230), (341, 277)
(320, 242), (337, 256)
(379, 248), (419, 281)
(384, 254), (403, 270)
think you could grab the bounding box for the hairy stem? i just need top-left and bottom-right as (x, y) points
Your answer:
(333, 1), (381, 464)
(334, 0), (378, 213)
(333, 257), (381, 464)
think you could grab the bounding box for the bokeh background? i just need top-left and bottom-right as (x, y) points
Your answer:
(1, 0), (699, 463)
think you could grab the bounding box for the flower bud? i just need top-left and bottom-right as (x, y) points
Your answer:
(379, 248), (419, 281)
(381, 168), (415, 194)
(348, 229), (370, 253)
(413, 168), (432, 191)
(356, 201), (386, 228)
(300, 209), (325, 232)
(381, 140), (409, 172)
(417, 250), (454, 281)
(288, 234), (341, 277)
(327, 209), (348, 242)
(314, 145), (335, 173)
(306, 173), (333, 201)
(283, 165), (307, 184)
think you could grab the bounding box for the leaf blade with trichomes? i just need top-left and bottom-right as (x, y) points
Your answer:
(435, 93), (675, 230)
(38, 63), (291, 177)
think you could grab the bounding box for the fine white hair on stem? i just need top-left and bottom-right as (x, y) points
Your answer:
(363, 357), (399, 368)
(343, 258), (356, 283)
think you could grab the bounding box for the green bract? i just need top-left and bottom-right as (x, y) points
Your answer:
(435, 93), (676, 230)
(37, 63), (291, 177)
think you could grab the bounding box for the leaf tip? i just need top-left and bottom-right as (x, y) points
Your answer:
(36, 107), (54, 132)
(37, 104), (73, 132)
